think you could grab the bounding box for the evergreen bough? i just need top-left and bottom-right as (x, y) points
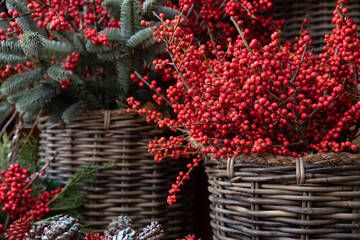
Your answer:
(0, 0), (180, 123)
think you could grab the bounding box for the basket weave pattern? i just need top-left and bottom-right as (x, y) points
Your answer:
(273, 0), (360, 54)
(205, 153), (360, 240)
(38, 110), (196, 238)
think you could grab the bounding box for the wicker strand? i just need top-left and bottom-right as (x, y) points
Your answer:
(296, 158), (306, 185)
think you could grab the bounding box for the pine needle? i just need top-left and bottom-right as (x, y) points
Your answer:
(47, 160), (116, 206)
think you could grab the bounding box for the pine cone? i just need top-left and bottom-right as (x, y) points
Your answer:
(25, 221), (51, 240)
(4, 217), (32, 240)
(138, 222), (165, 240)
(83, 232), (104, 240)
(26, 215), (83, 240)
(104, 216), (133, 237)
(107, 227), (137, 240)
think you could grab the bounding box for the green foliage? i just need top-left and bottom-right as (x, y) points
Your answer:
(86, 40), (112, 53)
(64, 81), (103, 110)
(0, 133), (39, 171)
(15, 81), (60, 114)
(43, 96), (73, 122)
(0, 41), (25, 56)
(49, 29), (74, 44)
(0, 69), (42, 95)
(20, 31), (45, 61)
(43, 39), (74, 58)
(47, 161), (116, 215)
(47, 65), (72, 82)
(61, 100), (86, 123)
(0, 41), (26, 65)
(0, 100), (13, 125)
(16, 134), (39, 171)
(0, 53), (27, 65)
(143, 0), (169, 13)
(40, 177), (63, 191)
(120, 0), (134, 40)
(127, 28), (155, 49)
(156, 6), (182, 20)
(0, 133), (11, 170)
(6, 0), (38, 32)
(73, 33), (87, 53)
(102, 0), (122, 20)
(102, 28), (125, 43)
(116, 56), (131, 99)
(97, 49), (122, 61)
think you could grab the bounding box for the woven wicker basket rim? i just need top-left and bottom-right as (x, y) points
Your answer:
(212, 151), (360, 166)
(80, 109), (134, 117)
(190, 136), (359, 166)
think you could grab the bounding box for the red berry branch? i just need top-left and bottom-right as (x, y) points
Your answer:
(129, 0), (360, 204)
(0, 163), (62, 223)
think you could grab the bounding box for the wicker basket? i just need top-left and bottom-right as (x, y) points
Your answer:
(38, 110), (196, 239)
(273, 0), (360, 54)
(205, 152), (360, 239)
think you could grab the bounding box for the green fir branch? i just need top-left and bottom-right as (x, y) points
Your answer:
(6, 91), (24, 104)
(43, 96), (72, 123)
(49, 186), (87, 211)
(116, 55), (131, 98)
(101, 28), (125, 43)
(146, 42), (166, 55)
(43, 39), (74, 57)
(50, 30), (75, 44)
(97, 50), (122, 61)
(0, 41), (25, 56)
(140, 34), (157, 49)
(120, 0), (134, 40)
(0, 53), (27, 65)
(0, 134), (11, 170)
(86, 40), (112, 53)
(47, 65), (72, 82)
(141, 50), (160, 69)
(16, 133), (38, 171)
(61, 100), (87, 123)
(0, 69), (42, 95)
(73, 33), (87, 53)
(22, 108), (41, 122)
(65, 81), (104, 110)
(15, 81), (61, 113)
(20, 31), (45, 61)
(156, 6), (182, 20)
(126, 27), (154, 49)
(102, 0), (122, 20)
(47, 161), (116, 206)
(6, 0), (38, 32)
(132, 1), (145, 33)
(143, 0), (169, 13)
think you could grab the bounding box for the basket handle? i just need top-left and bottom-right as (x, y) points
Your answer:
(296, 157), (305, 185)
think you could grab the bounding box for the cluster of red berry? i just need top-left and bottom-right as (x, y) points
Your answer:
(84, 28), (110, 46)
(0, 63), (26, 80)
(26, 0), (119, 32)
(0, 164), (62, 222)
(0, 9), (21, 40)
(58, 52), (81, 89)
(167, 0), (283, 45)
(129, 0), (360, 204)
